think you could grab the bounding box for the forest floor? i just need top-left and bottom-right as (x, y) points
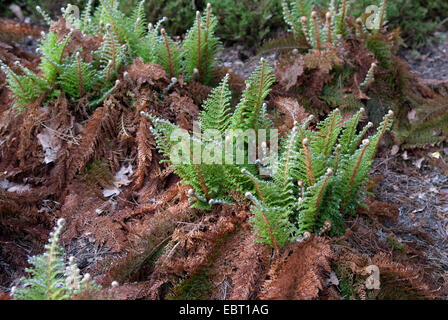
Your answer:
(0, 17), (448, 300)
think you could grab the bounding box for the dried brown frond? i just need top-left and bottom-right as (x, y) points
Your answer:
(275, 55), (304, 91)
(274, 97), (310, 134)
(0, 18), (43, 39)
(372, 253), (440, 299)
(359, 195), (399, 223)
(259, 236), (334, 300)
(208, 225), (272, 300)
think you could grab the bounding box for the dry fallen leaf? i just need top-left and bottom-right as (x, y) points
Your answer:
(391, 145), (399, 156)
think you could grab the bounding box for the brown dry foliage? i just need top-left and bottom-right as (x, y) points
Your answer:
(259, 236), (334, 300)
(0, 18), (43, 39)
(208, 226), (272, 300)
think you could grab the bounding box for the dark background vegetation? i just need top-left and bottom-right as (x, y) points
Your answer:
(1, 0), (447, 49)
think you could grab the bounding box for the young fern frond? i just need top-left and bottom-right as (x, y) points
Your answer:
(199, 74), (232, 134)
(246, 192), (294, 251)
(297, 168), (334, 233)
(0, 60), (49, 111)
(35, 5), (53, 26)
(39, 31), (72, 84)
(12, 219), (101, 300)
(80, 0), (95, 33)
(361, 63), (377, 88)
(131, 0), (148, 38)
(231, 59), (275, 131)
(58, 52), (97, 99)
(183, 5), (220, 84)
(156, 28), (182, 78)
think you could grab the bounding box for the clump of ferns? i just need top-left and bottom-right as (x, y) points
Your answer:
(143, 58), (275, 210)
(11, 219), (102, 300)
(0, 19), (123, 111)
(244, 108), (394, 250)
(1, 1), (220, 111)
(64, 0), (220, 85)
(144, 57), (394, 252)
(281, 0), (389, 51)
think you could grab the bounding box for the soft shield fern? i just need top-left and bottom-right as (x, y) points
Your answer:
(143, 60), (274, 209)
(11, 219), (100, 300)
(245, 108), (394, 244)
(183, 4), (220, 84)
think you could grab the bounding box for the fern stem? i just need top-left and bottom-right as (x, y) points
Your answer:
(323, 110), (339, 157)
(311, 11), (321, 50)
(303, 138), (315, 186)
(370, 110), (394, 159)
(196, 11), (202, 81)
(314, 168), (333, 214)
(106, 25), (117, 71)
(361, 63), (377, 88)
(356, 18), (364, 37)
(242, 169), (264, 201)
(282, 126), (299, 181)
(76, 52), (84, 97)
(353, 122), (373, 152)
(339, 0), (347, 35)
(333, 144), (342, 173)
(206, 3), (212, 29)
(203, 3), (212, 81)
(326, 12), (333, 44)
(300, 16), (311, 46)
(161, 28), (175, 78)
(187, 138), (210, 200)
(255, 58), (267, 116)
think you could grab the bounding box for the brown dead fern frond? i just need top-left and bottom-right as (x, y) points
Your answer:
(259, 236), (334, 300)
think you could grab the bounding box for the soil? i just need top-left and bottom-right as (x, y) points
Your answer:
(401, 30), (448, 81)
(371, 148), (448, 296)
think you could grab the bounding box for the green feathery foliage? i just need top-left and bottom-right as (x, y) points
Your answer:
(58, 52), (97, 99)
(282, 0), (352, 49)
(244, 108), (394, 246)
(230, 58), (275, 131)
(0, 60), (50, 111)
(183, 4), (220, 84)
(144, 60), (273, 209)
(11, 219), (101, 300)
(156, 28), (183, 78)
(146, 52), (394, 249)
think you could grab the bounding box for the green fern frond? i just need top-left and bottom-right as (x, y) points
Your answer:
(0, 60), (49, 111)
(39, 31), (72, 84)
(183, 5), (220, 84)
(155, 28), (182, 78)
(231, 59), (275, 131)
(11, 219), (101, 300)
(199, 74), (232, 134)
(58, 52), (97, 99)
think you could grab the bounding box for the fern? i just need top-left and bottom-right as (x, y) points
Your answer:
(58, 52), (97, 99)
(231, 58), (275, 131)
(39, 31), (71, 84)
(11, 219), (101, 300)
(245, 109), (394, 244)
(199, 74), (233, 134)
(183, 4), (220, 84)
(145, 61), (273, 208)
(156, 28), (182, 78)
(0, 60), (49, 111)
